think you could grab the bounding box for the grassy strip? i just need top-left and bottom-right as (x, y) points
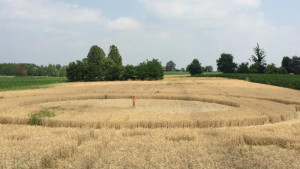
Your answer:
(30, 110), (56, 125)
(164, 71), (222, 75)
(164, 71), (190, 75)
(0, 76), (67, 91)
(197, 73), (300, 90)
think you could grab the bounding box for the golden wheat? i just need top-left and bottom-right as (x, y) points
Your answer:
(0, 76), (300, 168)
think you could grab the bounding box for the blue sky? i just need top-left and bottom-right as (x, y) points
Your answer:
(1, 0), (300, 69)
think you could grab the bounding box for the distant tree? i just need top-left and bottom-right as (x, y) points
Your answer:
(290, 56), (300, 74)
(107, 45), (123, 80)
(52, 69), (59, 77)
(108, 45), (122, 66)
(147, 59), (164, 80)
(46, 64), (57, 76)
(251, 43), (267, 73)
(123, 65), (136, 80)
(181, 68), (185, 72)
(0, 63), (16, 76)
(237, 62), (249, 73)
(59, 67), (67, 77)
(281, 56), (291, 73)
(249, 62), (260, 73)
(66, 62), (77, 81)
(204, 66), (213, 72)
(136, 59), (163, 80)
(265, 64), (288, 74)
(24, 64), (36, 76)
(166, 61), (176, 71)
(66, 60), (88, 81)
(55, 64), (62, 70)
(66, 45), (164, 81)
(277, 67), (288, 74)
(136, 62), (148, 80)
(186, 59), (203, 75)
(86, 45), (106, 81)
(102, 58), (123, 81)
(265, 64), (277, 74)
(16, 64), (27, 77)
(87, 45), (106, 64)
(216, 53), (237, 73)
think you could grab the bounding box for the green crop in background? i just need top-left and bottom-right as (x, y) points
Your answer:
(0, 76), (67, 91)
(197, 73), (300, 90)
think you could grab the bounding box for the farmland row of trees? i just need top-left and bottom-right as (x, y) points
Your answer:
(165, 60), (213, 74)
(1, 43), (299, 78)
(66, 45), (163, 81)
(0, 63), (67, 77)
(215, 43), (300, 74)
(183, 43), (299, 76)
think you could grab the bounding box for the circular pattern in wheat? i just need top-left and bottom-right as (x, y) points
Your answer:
(0, 77), (299, 128)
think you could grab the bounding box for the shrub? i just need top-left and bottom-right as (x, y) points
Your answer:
(265, 64), (277, 74)
(249, 63), (260, 73)
(237, 62), (249, 73)
(30, 110), (55, 125)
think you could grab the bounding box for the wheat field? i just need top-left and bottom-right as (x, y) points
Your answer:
(0, 76), (300, 168)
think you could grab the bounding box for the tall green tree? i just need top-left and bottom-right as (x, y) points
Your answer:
(290, 56), (300, 74)
(86, 45), (106, 81)
(166, 60), (176, 71)
(216, 53), (237, 73)
(281, 56), (291, 73)
(186, 59), (203, 75)
(147, 59), (164, 80)
(107, 45), (123, 80)
(102, 58), (123, 81)
(251, 43), (267, 73)
(136, 62), (148, 80)
(87, 45), (106, 64)
(107, 45), (122, 66)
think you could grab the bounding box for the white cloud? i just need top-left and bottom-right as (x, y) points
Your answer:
(106, 17), (141, 31)
(0, 0), (142, 33)
(0, 0), (104, 25)
(135, 0), (297, 67)
(233, 0), (261, 7)
(139, 0), (270, 34)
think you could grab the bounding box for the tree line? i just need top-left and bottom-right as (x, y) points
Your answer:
(185, 43), (300, 75)
(165, 60), (213, 74)
(0, 63), (67, 77)
(66, 45), (163, 81)
(1, 43), (299, 78)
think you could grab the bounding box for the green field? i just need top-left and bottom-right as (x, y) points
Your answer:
(164, 71), (222, 75)
(163, 71), (189, 75)
(198, 73), (300, 90)
(0, 76), (67, 91)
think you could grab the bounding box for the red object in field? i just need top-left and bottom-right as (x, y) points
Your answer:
(132, 97), (136, 103)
